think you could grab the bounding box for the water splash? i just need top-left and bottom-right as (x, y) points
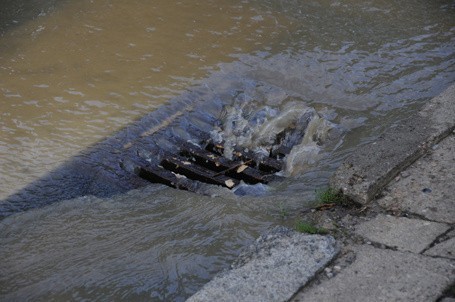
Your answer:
(211, 99), (341, 176)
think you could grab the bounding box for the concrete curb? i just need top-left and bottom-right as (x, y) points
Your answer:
(330, 83), (455, 204)
(187, 227), (338, 302)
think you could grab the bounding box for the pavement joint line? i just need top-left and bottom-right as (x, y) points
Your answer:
(421, 227), (455, 255)
(286, 249), (356, 301)
(292, 243), (455, 302)
(286, 255), (340, 302)
(422, 254), (455, 261)
(393, 211), (449, 223)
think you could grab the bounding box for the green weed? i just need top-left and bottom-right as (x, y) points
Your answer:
(295, 221), (328, 235)
(278, 202), (289, 219)
(315, 187), (345, 205)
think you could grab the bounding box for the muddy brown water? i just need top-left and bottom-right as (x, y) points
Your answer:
(0, 0), (454, 300)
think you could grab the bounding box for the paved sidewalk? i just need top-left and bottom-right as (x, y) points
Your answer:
(292, 133), (455, 302)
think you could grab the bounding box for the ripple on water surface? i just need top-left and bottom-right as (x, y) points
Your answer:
(0, 186), (280, 301)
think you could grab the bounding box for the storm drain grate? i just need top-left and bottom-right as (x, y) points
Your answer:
(135, 138), (285, 192)
(120, 102), (324, 193)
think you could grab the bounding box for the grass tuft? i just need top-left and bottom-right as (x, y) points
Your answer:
(315, 187), (346, 205)
(295, 221), (328, 235)
(278, 202), (289, 219)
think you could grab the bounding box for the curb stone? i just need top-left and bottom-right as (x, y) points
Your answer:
(330, 83), (455, 205)
(377, 133), (455, 224)
(187, 227), (338, 302)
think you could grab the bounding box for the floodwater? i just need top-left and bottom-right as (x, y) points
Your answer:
(0, 0), (454, 300)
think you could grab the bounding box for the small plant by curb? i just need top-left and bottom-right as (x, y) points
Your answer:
(278, 202), (289, 219)
(315, 187), (346, 205)
(295, 221), (328, 235)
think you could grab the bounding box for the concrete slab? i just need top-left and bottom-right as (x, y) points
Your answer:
(424, 237), (455, 259)
(187, 227), (338, 302)
(354, 214), (450, 253)
(330, 84), (455, 204)
(292, 245), (455, 302)
(378, 134), (455, 224)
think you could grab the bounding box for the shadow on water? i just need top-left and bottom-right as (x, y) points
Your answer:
(0, 0), (66, 34)
(0, 84), (225, 217)
(0, 71), (346, 218)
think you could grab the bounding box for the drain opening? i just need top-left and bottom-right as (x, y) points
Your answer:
(123, 101), (336, 192)
(131, 137), (285, 192)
